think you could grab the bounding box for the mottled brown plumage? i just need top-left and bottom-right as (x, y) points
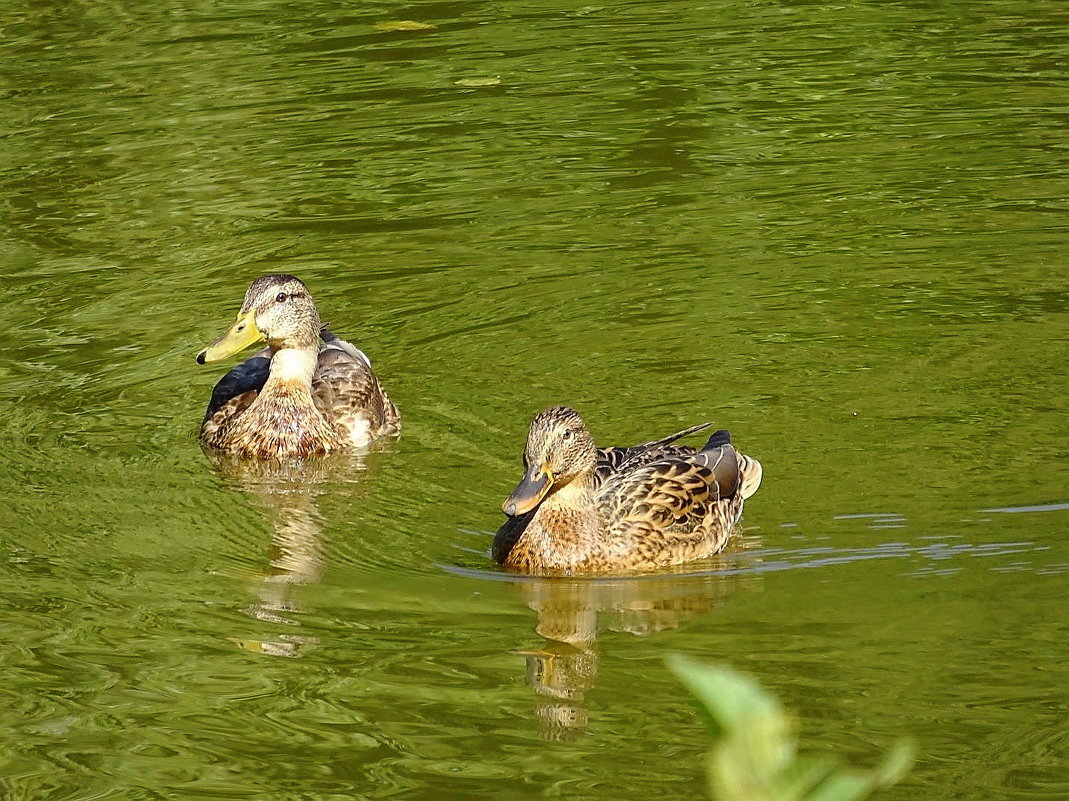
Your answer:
(493, 407), (762, 575)
(197, 275), (398, 460)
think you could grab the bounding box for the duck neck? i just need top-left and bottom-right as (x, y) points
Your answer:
(262, 346), (318, 400)
(542, 472), (597, 514)
(525, 470), (603, 565)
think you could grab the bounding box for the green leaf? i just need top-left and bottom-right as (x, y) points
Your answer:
(668, 654), (913, 801)
(805, 769), (875, 801)
(773, 755), (841, 798)
(871, 741), (914, 787)
(666, 654), (786, 737)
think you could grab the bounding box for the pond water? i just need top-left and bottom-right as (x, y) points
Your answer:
(1, 2), (1067, 799)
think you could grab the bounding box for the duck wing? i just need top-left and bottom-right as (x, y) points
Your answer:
(200, 389), (259, 445)
(595, 441), (748, 561)
(600, 444), (741, 524)
(202, 348), (272, 426)
(595, 422), (721, 484)
(311, 334), (399, 447)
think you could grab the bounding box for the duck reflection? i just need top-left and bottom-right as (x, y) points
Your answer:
(206, 450), (383, 657)
(511, 541), (760, 740)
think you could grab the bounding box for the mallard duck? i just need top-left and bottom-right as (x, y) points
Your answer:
(197, 274), (399, 459)
(492, 406), (762, 575)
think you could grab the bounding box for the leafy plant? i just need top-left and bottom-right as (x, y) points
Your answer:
(667, 655), (913, 801)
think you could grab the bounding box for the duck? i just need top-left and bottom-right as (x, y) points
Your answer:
(492, 406), (762, 575)
(196, 274), (399, 459)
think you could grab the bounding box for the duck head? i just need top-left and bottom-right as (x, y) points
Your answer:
(197, 274), (322, 363)
(502, 406), (598, 517)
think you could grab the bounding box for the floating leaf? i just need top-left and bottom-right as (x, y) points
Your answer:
(454, 77), (502, 87)
(374, 20), (437, 32)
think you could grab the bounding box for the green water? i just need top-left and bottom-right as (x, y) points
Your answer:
(1, 2), (1067, 799)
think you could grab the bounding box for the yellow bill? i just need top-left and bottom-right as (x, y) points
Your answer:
(196, 311), (262, 364)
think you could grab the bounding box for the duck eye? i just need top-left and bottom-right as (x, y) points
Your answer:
(562, 429), (573, 441)
(276, 292), (288, 303)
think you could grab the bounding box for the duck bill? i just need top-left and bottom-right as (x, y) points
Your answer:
(197, 311), (262, 364)
(502, 464), (553, 516)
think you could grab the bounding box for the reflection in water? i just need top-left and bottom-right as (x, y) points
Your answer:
(239, 492), (324, 658)
(511, 541), (760, 740)
(206, 450), (383, 657)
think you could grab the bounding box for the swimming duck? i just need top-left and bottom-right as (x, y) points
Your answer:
(197, 274), (399, 459)
(493, 406), (762, 575)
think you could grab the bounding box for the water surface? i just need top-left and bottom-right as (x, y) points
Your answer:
(1, 2), (1067, 800)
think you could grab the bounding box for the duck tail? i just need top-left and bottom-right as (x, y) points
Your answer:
(699, 441), (742, 498)
(737, 454), (763, 500)
(700, 430), (762, 500)
(701, 429), (732, 451)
